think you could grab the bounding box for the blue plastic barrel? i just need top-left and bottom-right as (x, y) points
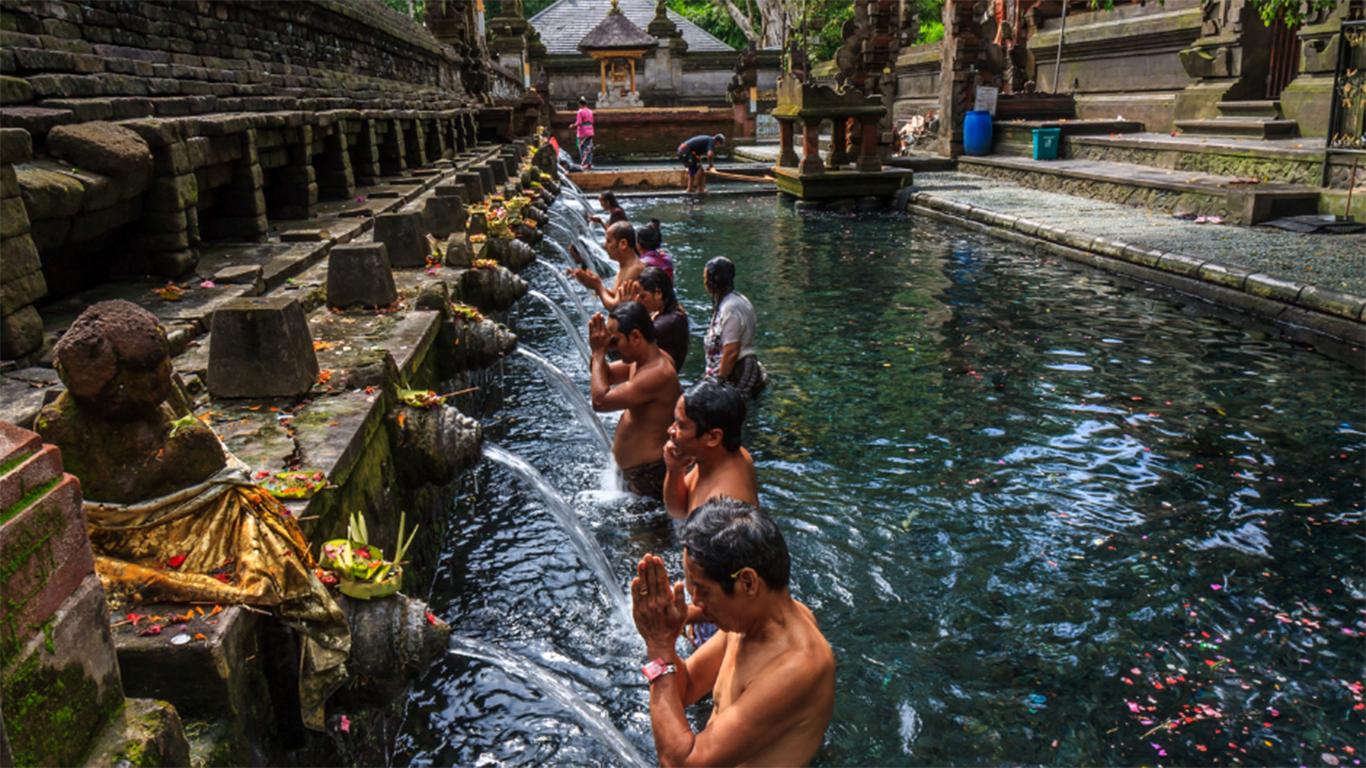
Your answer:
(963, 110), (993, 156)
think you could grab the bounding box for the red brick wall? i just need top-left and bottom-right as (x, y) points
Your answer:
(552, 107), (738, 159)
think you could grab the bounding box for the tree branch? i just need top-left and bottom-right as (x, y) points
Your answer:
(716, 0), (760, 41)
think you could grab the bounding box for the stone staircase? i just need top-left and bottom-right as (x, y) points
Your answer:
(0, 422), (189, 767)
(1174, 100), (1299, 139)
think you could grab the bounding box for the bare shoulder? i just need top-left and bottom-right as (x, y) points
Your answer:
(791, 601), (835, 672)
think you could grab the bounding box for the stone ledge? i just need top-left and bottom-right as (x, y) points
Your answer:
(907, 193), (1366, 355)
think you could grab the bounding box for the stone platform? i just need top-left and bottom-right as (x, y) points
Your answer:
(772, 165), (915, 201)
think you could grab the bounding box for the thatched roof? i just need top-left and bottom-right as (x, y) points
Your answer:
(577, 4), (658, 51)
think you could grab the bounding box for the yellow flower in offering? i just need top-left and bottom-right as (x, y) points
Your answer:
(472, 259), (499, 270)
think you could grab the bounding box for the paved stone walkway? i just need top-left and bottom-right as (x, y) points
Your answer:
(914, 171), (1366, 297)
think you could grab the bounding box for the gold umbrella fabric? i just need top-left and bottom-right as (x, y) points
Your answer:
(85, 469), (350, 731)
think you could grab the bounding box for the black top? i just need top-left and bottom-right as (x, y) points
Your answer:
(654, 309), (689, 371)
(678, 135), (715, 158)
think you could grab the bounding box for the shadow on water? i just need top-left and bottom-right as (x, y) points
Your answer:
(399, 195), (1365, 767)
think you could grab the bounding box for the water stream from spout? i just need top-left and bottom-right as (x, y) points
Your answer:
(527, 290), (590, 365)
(482, 445), (632, 629)
(515, 347), (612, 456)
(536, 257), (590, 323)
(446, 635), (649, 768)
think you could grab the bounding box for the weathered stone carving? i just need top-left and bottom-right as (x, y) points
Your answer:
(35, 300), (226, 503)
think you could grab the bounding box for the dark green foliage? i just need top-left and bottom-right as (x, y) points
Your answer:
(667, 0), (750, 49)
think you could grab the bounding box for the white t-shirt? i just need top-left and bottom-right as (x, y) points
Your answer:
(704, 291), (758, 377)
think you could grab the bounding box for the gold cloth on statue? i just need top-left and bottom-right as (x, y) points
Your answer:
(85, 469), (349, 731)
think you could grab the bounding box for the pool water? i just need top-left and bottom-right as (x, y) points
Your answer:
(397, 196), (1365, 766)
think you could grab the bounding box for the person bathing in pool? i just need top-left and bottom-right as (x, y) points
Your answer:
(588, 301), (681, 500)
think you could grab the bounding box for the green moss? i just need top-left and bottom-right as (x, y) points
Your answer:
(0, 476), (57, 526)
(41, 619), (54, 654)
(0, 447), (34, 477)
(2, 652), (120, 767)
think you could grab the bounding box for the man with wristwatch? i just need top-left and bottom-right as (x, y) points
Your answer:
(631, 498), (835, 766)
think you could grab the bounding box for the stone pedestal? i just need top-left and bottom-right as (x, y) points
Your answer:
(799, 117), (825, 175)
(456, 171), (485, 202)
(207, 297), (319, 398)
(422, 196), (466, 239)
(373, 212), (428, 268)
(327, 244), (398, 309)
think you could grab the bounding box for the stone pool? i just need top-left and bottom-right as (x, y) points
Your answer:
(396, 196), (1364, 766)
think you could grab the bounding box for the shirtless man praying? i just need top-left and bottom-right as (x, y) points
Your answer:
(663, 380), (758, 521)
(632, 498), (835, 767)
(589, 301), (681, 500)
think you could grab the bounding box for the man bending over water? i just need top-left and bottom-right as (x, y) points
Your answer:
(632, 498), (835, 766)
(663, 380), (758, 520)
(589, 302), (681, 500)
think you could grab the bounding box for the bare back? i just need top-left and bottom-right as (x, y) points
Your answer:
(614, 354), (681, 469)
(708, 600), (835, 766)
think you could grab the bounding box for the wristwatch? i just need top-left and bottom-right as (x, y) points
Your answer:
(642, 657), (677, 684)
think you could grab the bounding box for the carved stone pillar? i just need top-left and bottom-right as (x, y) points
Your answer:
(857, 117), (882, 172)
(1174, 0), (1276, 120)
(827, 118), (851, 167)
(799, 117), (824, 175)
(777, 118), (799, 168)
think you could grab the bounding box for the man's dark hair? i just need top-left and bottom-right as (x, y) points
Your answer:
(637, 221), (661, 251)
(606, 220), (637, 252)
(684, 379), (745, 451)
(713, 133), (727, 145)
(683, 498), (789, 594)
(579, 96), (588, 106)
(704, 256), (735, 298)
(610, 301), (655, 343)
(637, 266), (680, 315)
(600, 191), (619, 209)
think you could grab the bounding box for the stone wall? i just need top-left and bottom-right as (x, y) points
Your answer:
(892, 42), (941, 125)
(540, 51), (778, 108)
(549, 106), (736, 157)
(1028, 0), (1203, 131)
(0, 0), (492, 364)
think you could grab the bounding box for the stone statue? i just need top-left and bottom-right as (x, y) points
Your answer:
(35, 300), (226, 503)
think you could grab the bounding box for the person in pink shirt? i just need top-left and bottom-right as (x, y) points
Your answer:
(572, 97), (595, 170)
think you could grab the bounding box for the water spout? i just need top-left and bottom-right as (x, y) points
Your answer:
(483, 445), (632, 628)
(528, 290), (590, 365)
(447, 635), (649, 767)
(515, 347), (612, 456)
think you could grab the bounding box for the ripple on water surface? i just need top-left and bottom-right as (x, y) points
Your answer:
(397, 197), (1364, 767)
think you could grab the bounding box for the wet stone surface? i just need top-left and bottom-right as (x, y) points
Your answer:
(914, 171), (1366, 297)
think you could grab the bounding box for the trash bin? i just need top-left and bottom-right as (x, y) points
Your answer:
(1032, 127), (1062, 160)
(963, 110), (993, 156)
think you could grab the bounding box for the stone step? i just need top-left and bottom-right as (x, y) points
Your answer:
(1175, 117), (1299, 139)
(956, 155), (1321, 225)
(0, 420), (41, 468)
(0, 442), (63, 511)
(82, 698), (190, 768)
(991, 118), (1145, 157)
(1066, 132), (1324, 187)
(1219, 100), (1283, 119)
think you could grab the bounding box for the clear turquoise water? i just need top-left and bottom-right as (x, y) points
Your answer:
(399, 197), (1365, 766)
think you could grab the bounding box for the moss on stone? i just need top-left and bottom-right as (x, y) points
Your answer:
(0, 476), (57, 526)
(2, 652), (121, 767)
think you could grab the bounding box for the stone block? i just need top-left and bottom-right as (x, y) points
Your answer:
(211, 264), (264, 295)
(421, 194), (464, 239)
(0, 233), (39, 280)
(146, 173), (197, 213)
(0, 126), (33, 162)
(46, 121), (153, 182)
(0, 421), (41, 466)
(0, 472), (94, 655)
(0, 304), (44, 359)
(1, 267), (46, 310)
(0, 439), (60, 510)
(327, 243), (398, 309)
(0, 105), (74, 137)
(433, 182), (467, 202)
(112, 604), (267, 764)
(83, 698), (190, 768)
(1, 573), (122, 767)
(456, 171), (483, 201)
(372, 211), (427, 268)
(15, 164), (84, 219)
(0, 75), (32, 105)
(0, 192), (31, 240)
(207, 296), (318, 398)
